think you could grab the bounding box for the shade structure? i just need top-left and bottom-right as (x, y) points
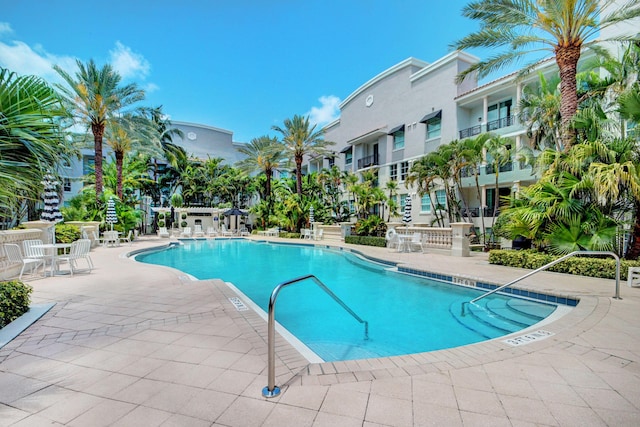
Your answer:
(106, 197), (118, 230)
(402, 195), (412, 225)
(309, 206), (314, 224)
(41, 174), (63, 243)
(224, 207), (246, 231)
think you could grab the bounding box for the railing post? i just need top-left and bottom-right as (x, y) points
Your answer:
(450, 223), (472, 257)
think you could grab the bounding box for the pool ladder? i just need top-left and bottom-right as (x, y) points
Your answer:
(262, 274), (368, 398)
(462, 250), (621, 315)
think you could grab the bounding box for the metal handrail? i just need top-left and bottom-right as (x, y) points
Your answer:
(262, 274), (368, 398)
(469, 250), (621, 305)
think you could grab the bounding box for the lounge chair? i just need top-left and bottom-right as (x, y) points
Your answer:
(258, 227), (278, 236)
(56, 239), (93, 275)
(180, 227), (192, 237)
(157, 227), (170, 238)
(193, 225), (205, 237)
(239, 226), (250, 236)
(221, 224), (234, 237)
(207, 226), (218, 237)
(4, 243), (45, 280)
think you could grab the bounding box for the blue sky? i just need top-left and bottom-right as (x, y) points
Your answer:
(1, 0), (490, 143)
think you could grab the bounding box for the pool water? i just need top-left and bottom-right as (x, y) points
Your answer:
(136, 239), (557, 361)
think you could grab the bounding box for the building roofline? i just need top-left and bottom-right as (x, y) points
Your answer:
(172, 120), (233, 135)
(340, 57), (430, 109)
(410, 50), (480, 83)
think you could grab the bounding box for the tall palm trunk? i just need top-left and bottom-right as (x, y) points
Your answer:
(115, 150), (124, 200)
(92, 122), (105, 198)
(556, 45), (581, 151)
(295, 154), (303, 195)
(626, 202), (640, 260)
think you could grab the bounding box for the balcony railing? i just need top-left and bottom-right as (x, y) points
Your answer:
(459, 125), (482, 139)
(357, 154), (379, 169)
(487, 115), (515, 131)
(485, 161), (513, 174)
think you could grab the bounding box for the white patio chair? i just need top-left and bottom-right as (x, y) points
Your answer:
(207, 226), (218, 237)
(91, 230), (106, 246)
(23, 239), (46, 260)
(4, 243), (45, 280)
(180, 227), (192, 238)
(316, 228), (324, 240)
(409, 232), (424, 252)
(300, 228), (307, 239)
(193, 225), (205, 237)
(56, 239), (93, 275)
(386, 228), (399, 250)
(119, 230), (133, 246)
(239, 226), (250, 236)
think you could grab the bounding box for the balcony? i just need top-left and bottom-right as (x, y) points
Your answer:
(487, 115), (515, 131)
(459, 125), (482, 139)
(357, 154), (379, 169)
(485, 162), (513, 174)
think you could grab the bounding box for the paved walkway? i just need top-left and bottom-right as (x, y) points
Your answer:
(1, 236), (639, 426)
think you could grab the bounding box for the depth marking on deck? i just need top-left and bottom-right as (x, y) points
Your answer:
(228, 297), (249, 311)
(502, 330), (554, 346)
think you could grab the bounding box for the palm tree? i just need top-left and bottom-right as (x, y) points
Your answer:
(104, 113), (160, 199)
(0, 68), (73, 226)
(54, 59), (145, 200)
(236, 135), (287, 215)
(272, 115), (335, 196)
(453, 0), (640, 150)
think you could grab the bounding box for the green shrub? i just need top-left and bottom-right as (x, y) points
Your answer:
(158, 220), (165, 227)
(354, 215), (387, 237)
(181, 213), (187, 220)
(180, 221), (187, 228)
(279, 232), (300, 239)
(345, 235), (387, 247)
(0, 280), (33, 329)
(489, 249), (640, 280)
(55, 223), (81, 243)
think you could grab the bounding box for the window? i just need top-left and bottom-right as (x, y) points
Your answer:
(63, 178), (71, 192)
(426, 117), (441, 139)
(393, 130), (405, 150)
(83, 156), (95, 175)
(421, 194), (431, 213)
(400, 195), (406, 212)
(389, 164), (398, 181)
(328, 157), (335, 167)
(400, 161), (409, 181)
(487, 99), (513, 130)
(345, 151), (353, 165)
(435, 189), (446, 210)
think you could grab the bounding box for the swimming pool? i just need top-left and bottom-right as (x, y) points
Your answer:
(136, 239), (559, 361)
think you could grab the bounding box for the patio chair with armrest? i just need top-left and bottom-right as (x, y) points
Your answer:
(23, 239), (46, 260)
(409, 232), (424, 252)
(119, 230), (133, 246)
(180, 227), (192, 238)
(56, 239), (93, 275)
(4, 243), (45, 280)
(207, 226), (218, 237)
(221, 224), (234, 237)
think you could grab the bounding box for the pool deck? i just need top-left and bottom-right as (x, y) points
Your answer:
(1, 235), (639, 426)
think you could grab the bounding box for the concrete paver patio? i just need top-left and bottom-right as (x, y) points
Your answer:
(1, 236), (639, 426)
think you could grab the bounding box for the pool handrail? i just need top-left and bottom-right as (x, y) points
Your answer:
(469, 250), (621, 305)
(262, 274), (369, 398)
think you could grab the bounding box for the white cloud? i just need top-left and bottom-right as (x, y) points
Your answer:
(0, 22), (13, 35)
(144, 82), (159, 93)
(0, 40), (76, 83)
(307, 95), (341, 128)
(109, 41), (150, 80)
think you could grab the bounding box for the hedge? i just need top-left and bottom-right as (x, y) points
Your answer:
(345, 235), (387, 247)
(0, 280), (33, 329)
(489, 249), (640, 280)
